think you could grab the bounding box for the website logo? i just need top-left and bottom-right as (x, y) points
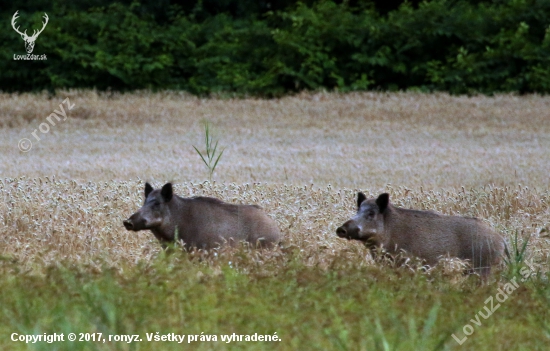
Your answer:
(11, 11), (48, 60)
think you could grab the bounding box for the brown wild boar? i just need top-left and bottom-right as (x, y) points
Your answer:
(123, 182), (281, 250)
(336, 193), (506, 277)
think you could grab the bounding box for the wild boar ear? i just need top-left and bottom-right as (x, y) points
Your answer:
(161, 183), (173, 202)
(357, 192), (367, 209)
(145, 182), (153, 199)
(376, 193), (389, 213)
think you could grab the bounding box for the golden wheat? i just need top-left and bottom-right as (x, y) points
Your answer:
(0, 91), (549, 278)
(2, 90), (549, 187)
(0, 179), (548, 277)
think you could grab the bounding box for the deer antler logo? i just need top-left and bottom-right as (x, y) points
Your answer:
(11, 11), (49, 54)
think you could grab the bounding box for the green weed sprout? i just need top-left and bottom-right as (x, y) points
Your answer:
(193, 121), (225, 181)
(504, 230), (531, 278)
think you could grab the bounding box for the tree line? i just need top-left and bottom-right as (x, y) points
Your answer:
(2, 0), (550, 95)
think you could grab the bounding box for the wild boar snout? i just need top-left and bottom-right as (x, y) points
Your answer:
(336, 220), (359, 239)
(123, 212), (151, 231)
(123, 219), (134, 230)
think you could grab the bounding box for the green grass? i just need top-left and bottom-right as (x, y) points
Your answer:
(1, 252), (549, 351)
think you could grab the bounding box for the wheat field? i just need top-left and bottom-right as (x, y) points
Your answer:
(1, 90), (548, 270)
(1, 91), (549, 350)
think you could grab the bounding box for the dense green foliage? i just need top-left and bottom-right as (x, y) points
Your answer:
(1, 251), (549, 350)
(2, 0), (550, 95)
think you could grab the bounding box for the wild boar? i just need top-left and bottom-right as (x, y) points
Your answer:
(336, 192), (506, 277)
(123, 182), (280, 250)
